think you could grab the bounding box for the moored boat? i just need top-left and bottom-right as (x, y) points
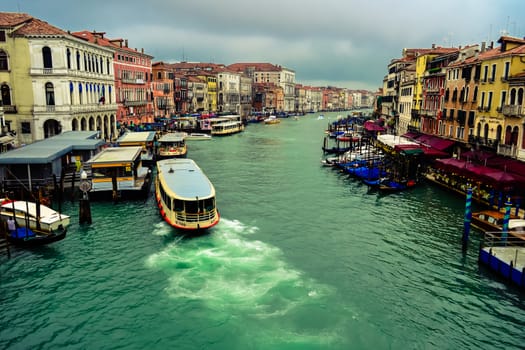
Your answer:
(471, 209), (520, 234)
(157, 132), (188, 159)
(1, 198), (69, 246)
(264, 115), (281, 124)
(185, 133), (212, 141)
(155, 158), (220, 231)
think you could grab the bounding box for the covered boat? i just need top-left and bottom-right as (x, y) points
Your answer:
(1, 198), (69, 246)
(155, 158), (220, 231)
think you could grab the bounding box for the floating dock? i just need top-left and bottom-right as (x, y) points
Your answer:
(479, 235), (525, 289)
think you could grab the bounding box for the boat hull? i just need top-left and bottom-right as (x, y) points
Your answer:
(7, 227), (67, 247)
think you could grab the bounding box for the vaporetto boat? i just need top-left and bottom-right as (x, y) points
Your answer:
(155, 158), (220, 231)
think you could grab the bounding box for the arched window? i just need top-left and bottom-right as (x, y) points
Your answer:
(45, 82), (55, 105)
(78, 83), (83, 104)
(518, 88), (524, 105)
(1, 83), (11, 105)
(473, 86), (478, 102)
(42, 46), (52, 69)
(71, 119), (78, 131)
(510, 88), (517, 105)
(66, 48), (71, 69)
(76, 51), (81, 70)
(106, 59), (110, 75)
(0, 49), (8, 71)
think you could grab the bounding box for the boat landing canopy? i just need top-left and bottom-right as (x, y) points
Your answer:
(117, 131), (156, 144)
(86, 146), (143, 165)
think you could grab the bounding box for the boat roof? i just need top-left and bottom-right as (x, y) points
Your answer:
(158, 133), (186, 142)
(474, 210), (519, 220)
(0, 131), (105, 164)
(213, 120), (241, 126)
(1, 200), (70, 219)
(157, 158), (215, 199)
(509, 219), (525, 229)
(116, 131), (156, 144)
(86, 146), (142, 164)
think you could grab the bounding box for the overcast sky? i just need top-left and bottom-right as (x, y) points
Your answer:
(3, 0), (525, 91)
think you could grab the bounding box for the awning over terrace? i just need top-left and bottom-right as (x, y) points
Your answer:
(433, 157), (525, 190)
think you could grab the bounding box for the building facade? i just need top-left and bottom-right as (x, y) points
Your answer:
(0, 12), (118, 144)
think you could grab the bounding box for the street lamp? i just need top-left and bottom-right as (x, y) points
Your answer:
(79, 170), (92, 224)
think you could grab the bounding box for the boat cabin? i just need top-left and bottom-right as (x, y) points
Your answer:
(156, 132), (187, 159)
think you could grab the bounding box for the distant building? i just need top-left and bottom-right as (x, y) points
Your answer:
(71, 31), (155, 127)
(227, 63), (296, 112)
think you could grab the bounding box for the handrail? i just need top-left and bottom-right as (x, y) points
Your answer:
(175, 210), (217, 223)
(481, 231), (525, 248)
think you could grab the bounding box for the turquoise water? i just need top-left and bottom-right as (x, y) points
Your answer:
(2, 112), (525, 349)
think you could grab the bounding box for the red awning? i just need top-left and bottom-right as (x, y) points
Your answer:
(401, 132), (419, 139)
(364, 120), (385, 132)
(416, 134), (455, 151)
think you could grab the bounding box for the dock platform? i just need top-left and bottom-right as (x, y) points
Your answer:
(479, 235), (525, 289)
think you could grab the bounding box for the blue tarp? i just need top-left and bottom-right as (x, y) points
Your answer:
(11, 227), (36, 238)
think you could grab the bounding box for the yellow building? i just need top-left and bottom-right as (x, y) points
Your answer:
(476, 36), (525, 158)
(199, 73), (217, 113)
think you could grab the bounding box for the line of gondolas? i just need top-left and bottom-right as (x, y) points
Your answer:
(0, 115), (242, 255)
(321, 115), (525, 291)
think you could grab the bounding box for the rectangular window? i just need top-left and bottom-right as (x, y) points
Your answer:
(0, 30), (5, 42)
(483, 65), (488, 82)
(487, 91), (493, 108)
(504, 62), (510, 80)
(491, 64), (496, 82)
(500, 91), (507, 109)
(21, 122), (31, 134)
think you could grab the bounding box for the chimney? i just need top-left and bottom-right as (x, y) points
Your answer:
(125, 39), (128, 48)
(432, 43), (436, 49)
(489, 41), (494, 49)
(481, 41), (486, 52)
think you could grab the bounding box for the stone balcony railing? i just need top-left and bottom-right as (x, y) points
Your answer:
(502, 104), (524, 117)
(33, 103), (117, 114)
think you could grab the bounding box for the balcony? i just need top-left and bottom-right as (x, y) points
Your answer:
(468, 135), (499, 150)
(121, 78), (145, 85)
(502, 104), (524, 117)
(498, 143), (517, 158)
(123, 100), (148, 107)
(2, 105), (17, 113)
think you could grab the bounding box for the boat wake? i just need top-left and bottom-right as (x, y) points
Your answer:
(146, 218), (348, 347)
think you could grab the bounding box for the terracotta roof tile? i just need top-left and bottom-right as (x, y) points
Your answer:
(227, 63), (282, 72)
(12, 17), (67, 36)
(0, 12), (32, 27)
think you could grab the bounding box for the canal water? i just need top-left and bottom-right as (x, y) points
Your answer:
(2, 112), (525, 349)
